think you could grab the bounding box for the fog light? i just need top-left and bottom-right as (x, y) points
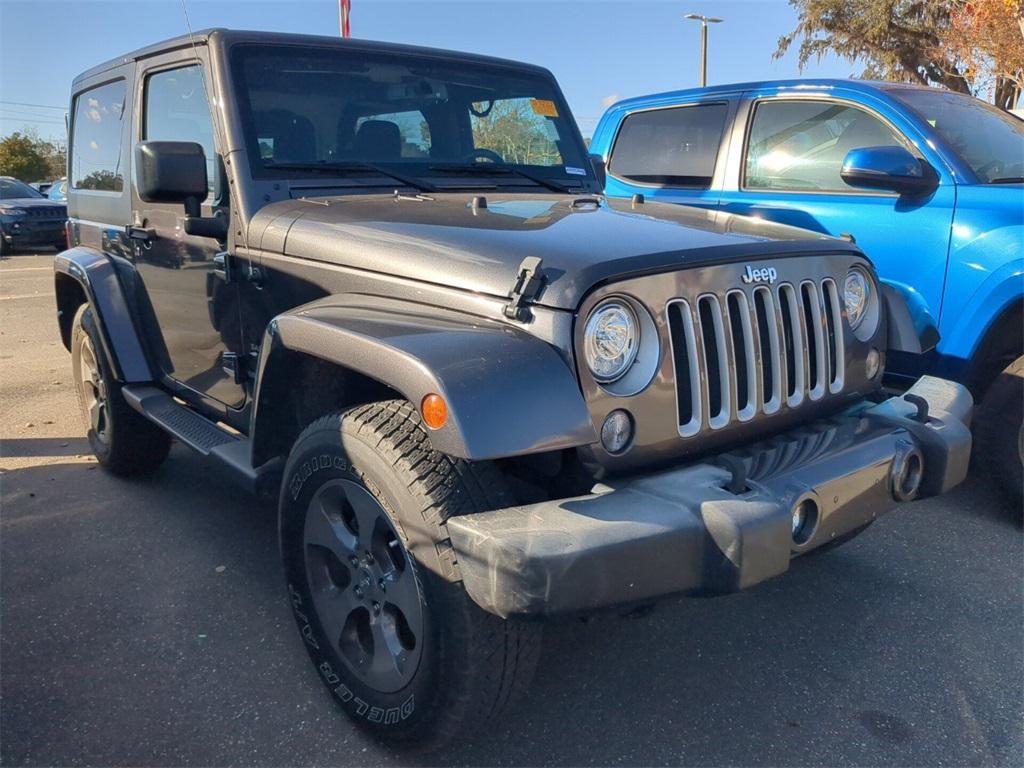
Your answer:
(601, 410), (633, 454)
(866, 347), (881, 379)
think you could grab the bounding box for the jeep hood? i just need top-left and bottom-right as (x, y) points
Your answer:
(253, 193), (852, 310)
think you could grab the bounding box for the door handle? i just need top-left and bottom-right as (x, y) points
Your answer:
(126, 225), (155, 243)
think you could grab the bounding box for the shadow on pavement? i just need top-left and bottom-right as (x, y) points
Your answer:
(1, 451), (1020, 768)
(1, 436), (92, 458)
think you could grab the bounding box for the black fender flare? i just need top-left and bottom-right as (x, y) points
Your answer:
(881, 279), (940, 356)
(250, 295), (596, 463)
(53, 247), (152, 382)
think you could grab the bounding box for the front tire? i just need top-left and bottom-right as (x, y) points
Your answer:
(975, 355), (1024, 507)
(70, 304), (171, 475)
(279, 401), (540, 749)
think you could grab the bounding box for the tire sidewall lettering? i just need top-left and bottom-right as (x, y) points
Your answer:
(289, 453), (349, 501)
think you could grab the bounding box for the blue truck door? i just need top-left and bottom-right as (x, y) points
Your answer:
(717, 95), (955, 331)
(601, 99), (736, 209)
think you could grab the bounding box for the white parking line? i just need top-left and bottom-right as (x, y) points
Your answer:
(0, 293), (51, 301)
(0, 267), (51, 273)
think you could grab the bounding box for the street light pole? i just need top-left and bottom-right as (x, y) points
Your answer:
(684, 13), (723, 87)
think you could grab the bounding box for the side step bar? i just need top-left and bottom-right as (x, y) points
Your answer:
(122, 385), (280, 495)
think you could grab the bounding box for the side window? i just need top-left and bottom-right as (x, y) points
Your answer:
(608, 103), (729, 187)
(744, 100), (907, 192)
(71, 79), (127, 192)
(144, 65), (217, 197)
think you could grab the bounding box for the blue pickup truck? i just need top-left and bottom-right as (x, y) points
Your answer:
(590, 80), (1024, 501)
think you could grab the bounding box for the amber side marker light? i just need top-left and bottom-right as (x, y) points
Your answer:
(421, 393), (448, 430)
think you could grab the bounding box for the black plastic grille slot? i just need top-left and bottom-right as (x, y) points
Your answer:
(698, 297), (723, 421)
(666, 300), (703, 436)
(778, 284), (801, 402)
(800, 281), (827, 400)
(667, 302), (693, 427)
(752, 287), (780, 413)
(822, 279), (845, 392)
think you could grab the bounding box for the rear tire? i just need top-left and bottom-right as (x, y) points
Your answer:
(975, 355), (1024, 507)
(279, 401), (540, 750)
(70, 304), (171, 475)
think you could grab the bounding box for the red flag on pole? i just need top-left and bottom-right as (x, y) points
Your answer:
(340, 0), (351, 38)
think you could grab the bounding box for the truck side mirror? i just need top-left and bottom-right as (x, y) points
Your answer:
(589, 153), (606, 191)
(135, 141), (226, 240)
(840, 145), (938, 197)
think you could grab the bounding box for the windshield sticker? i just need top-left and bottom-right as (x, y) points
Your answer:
(565, 166), (587, 176)
(531, 99), (559, 118)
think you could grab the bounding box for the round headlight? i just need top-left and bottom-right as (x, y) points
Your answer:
(584, 301), (639, 383)
(844, 268), (870, 330)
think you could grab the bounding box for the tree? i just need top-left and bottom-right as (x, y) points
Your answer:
(0, 132), (51, 181)
(941, 0), (1024, 109)
(778, 0), (1024, 108)
(776, 1), (968, 91)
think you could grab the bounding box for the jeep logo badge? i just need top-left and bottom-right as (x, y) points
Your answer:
(741, 265), (778, 285)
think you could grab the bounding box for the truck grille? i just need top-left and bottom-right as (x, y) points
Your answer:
(666, 279), (845, 437)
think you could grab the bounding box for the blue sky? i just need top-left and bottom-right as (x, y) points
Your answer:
(0, 0), (861, 142)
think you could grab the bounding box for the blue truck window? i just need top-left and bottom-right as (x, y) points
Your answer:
(70, 79), (127, 192)
(745, 100), (906, 192)
(609, 103), (728, 187)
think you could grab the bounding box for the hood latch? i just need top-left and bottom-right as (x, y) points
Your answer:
(503, 256), (544, 321)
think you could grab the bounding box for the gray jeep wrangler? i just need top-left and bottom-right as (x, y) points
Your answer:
(55, 30), (972, 747)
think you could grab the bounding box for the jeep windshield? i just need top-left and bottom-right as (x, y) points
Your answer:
(230, 44), (593, 192)
(887, 87), (1024, 184)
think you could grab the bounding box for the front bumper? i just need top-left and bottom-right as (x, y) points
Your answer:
(2, 219), (66, 247)
(447, 376), (972, 618)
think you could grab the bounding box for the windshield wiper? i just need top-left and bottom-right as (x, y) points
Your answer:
(265, 161), (436, 193)
(988, 177), (1024, 184)
(428, 163), (576, 194)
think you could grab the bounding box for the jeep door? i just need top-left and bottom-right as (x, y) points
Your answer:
(129, 53), (245, 409)
(715, 92), (956, 367)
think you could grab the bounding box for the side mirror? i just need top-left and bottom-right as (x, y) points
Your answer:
(589, 153), (606, 191)
(135, 141), (208, 214)
(840, 145), (938, 197)
(135, 141), (226, 240)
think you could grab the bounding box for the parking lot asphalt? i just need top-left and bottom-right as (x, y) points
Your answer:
(1, 251), (1022, 767)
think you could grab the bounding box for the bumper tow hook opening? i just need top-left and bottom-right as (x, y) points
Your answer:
(903, 392), (930, 423)
(892, 448), (924, 501)
(717, 454), (749, 494)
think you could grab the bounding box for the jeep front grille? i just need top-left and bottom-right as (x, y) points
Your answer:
(666, 279), (845, 437)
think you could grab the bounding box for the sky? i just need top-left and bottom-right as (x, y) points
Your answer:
(0, 0), (862, 143)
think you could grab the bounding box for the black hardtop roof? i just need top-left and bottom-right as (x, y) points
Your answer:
(73, 28), (551, 86)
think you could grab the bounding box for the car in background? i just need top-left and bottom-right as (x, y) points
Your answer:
(0, 177), (68, 255)
(591, 80), (1024, 501)
(47, 178), (68, 201)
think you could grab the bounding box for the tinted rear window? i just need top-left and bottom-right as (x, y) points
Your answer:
(609, 103), (729, 187)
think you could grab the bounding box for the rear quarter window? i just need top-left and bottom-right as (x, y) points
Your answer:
(608, 103), (729, 187)
(70, 79), (127, 193)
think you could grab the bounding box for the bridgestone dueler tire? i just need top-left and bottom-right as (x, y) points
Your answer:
(975, 355), (1024, 507)
(70, 304), (171, 476)
(278, 401), (541, 750)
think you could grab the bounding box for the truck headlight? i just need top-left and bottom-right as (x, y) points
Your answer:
(844, 268), (870, 330)
(584, 300), (639, 383)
